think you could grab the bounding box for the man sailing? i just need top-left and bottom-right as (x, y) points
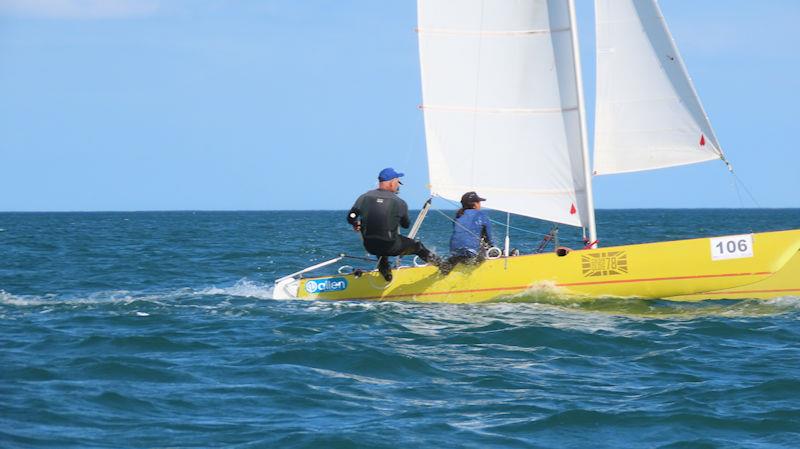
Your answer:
(347, 167), (440, 281)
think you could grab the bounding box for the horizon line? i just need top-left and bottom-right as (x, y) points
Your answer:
(0, 207), (796, 214)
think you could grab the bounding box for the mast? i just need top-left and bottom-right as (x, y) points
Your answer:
(567, 0), (598, 247)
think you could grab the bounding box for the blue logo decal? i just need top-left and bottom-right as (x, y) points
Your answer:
(305, 277), (348, 294)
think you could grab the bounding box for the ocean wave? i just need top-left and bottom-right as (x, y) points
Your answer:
(3, 282), (799, 324)
(0, 289), (174, 307)
(491, 290), (800, 319)
(0, 279), (276, 308)
(196, 279), (275, 300)
(0, 290), (60, 307)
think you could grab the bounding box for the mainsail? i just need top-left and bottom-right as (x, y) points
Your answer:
(593, 0), (725, 175)
(417, 0), (594, 229)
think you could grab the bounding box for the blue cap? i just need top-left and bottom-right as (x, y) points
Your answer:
(378, 167), (404, 182)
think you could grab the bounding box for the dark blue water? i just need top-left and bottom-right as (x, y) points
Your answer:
(2, 210), (799, 448)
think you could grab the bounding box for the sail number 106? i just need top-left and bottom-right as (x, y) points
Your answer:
(710, 234), (754, 261)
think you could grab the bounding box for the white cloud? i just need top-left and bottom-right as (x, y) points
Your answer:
(0, 0), (160, 19)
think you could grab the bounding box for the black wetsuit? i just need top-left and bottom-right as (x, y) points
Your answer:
(347, 189), (434, 275)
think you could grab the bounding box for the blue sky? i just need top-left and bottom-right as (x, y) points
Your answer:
(1, 0), (798, 211)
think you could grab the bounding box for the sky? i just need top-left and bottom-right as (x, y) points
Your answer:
(0, 0), (798, 211)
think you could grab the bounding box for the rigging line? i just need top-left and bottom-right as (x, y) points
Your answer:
(431, 197), (611, 244)
(431, 207), (483, 240)
(732, 171), (762, 208)
(535, 224), (559, 253)
(432, 194), (553, 237)
(730, 171), (745, 208)
(487, 219), (551, 237)
(433, 194), (463, 209)
(723, 158), (761, 208)
(341, 253), (378, 262)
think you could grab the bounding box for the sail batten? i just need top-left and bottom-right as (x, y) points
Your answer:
(434, 186), (585, 195)
(418, 0), (593, 228)
(417, 27), (571, 36)
(593, 0), (724, 176)
(420, 105), (579, 114)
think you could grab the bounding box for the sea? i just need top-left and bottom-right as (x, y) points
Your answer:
(2, 209), (799, 449)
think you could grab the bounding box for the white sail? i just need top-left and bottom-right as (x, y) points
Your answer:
(417, 0), (592, 228)
(593, 0), (724, 175)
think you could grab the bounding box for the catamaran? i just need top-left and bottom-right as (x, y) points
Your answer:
(273, 0), (800, 303)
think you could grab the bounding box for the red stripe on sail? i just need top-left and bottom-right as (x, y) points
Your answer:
(700, 134), (706, 146)
(570, 203), (577, 215)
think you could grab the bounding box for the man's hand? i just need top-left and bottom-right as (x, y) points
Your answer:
(347, 210), (361, 232)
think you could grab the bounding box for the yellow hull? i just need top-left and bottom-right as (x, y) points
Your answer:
(668, 247), (800, 300)
(295, 229), (800, 303)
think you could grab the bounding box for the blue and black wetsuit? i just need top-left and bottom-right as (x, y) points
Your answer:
(347, 189), (436, 279)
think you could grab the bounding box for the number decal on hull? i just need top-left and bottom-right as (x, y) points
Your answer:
(710, 234), (754, 261)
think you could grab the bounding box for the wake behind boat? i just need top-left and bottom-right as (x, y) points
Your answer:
(274, 0), (800, 302)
